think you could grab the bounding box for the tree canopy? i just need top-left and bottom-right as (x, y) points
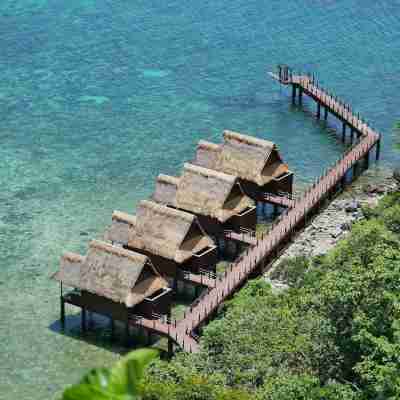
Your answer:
(146, 191), (400, 400)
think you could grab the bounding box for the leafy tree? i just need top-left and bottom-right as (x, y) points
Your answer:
(270, 255), (310, 287)
(257, 375), (357, 400)
(63, 348), (159, 400)
(168, 280), (340, 388)
(305, 219), (400, 398)
(381, 204), (400, 234)
(142, 373), (253, 400)
(362, 192), (400, 221)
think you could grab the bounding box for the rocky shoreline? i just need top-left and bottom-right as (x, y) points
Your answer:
(266, 167), (399, 280)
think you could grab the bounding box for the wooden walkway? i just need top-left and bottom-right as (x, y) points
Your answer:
(263, 193), (296, 208)
(223, 230), (257, 246)
(181, 270), (216, 288)
(131, 71), (381, 354)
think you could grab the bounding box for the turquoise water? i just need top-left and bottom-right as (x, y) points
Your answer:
(1, 1), (400, 398)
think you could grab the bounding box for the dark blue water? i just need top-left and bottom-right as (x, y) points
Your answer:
(1, 1), (400, 398)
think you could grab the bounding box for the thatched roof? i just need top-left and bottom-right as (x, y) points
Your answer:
(106, 200), (214, 264)
(53, 252), (85, 288)
(195, 140), (220, 170)
(194, 130), (290, 186)
(52, 240), (168, 307)
(152, 164), (253, 223)
(152, 174), (180, 206)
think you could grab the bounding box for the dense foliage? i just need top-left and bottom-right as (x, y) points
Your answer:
(145, 191), (400, 400)
(64, 191), (400, 399)
(62, 349), (159, 400)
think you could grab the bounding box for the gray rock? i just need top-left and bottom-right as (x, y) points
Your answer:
(345, 200), (360, 212)
(265, 278), (289, 292)
(331, 228), (342, 238)
(333, 200), (347, 211)
(341, 221), (352, 231)
(363, 184), (381, 195)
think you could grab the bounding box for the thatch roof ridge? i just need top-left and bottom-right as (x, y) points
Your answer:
(62, 252), (85, 264)
(112, 211), (137, 226)
(183, 162), (237, 184)
(52, 251), (84, 286)
(197, 140), (220, 152)
(152, 175), (179, 207)
(223, 130), (275, 150)
(89, 239), (148, 264)
(157, 174), (180, 186)
(139, 199), (195, 223)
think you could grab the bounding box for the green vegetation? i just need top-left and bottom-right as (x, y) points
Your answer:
(62, 349), (158, 400)
(63, 191), (400, 400)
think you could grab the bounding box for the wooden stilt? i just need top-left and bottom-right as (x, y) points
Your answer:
(173, 276), (178, 298)
(376, 139), (381, 160)
(324, 107), (328, 120)
(317, 103), (321, 119)
(353, 162), (358, 179)
(147, 330), (152, 346)
(81, 308), (86, 333)
(292, 85), (296, 104)
(125, 321), (130, 347)
(341, 176), (346, 190)
(110, 318), (115, 341)
(168, 338), (174, 358)
(350, 129), (354, 144)
(364, 151), (370, 170)
(298, 87), (303, 105)
(342, 122), (346, 142)
(60, 296), (65, 330)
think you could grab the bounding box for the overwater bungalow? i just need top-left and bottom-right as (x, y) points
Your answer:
(151, 163), (256, 236)
(105, 200), (218, 282)
(193, 130), (294, 204)
(52, 239), (172, 335)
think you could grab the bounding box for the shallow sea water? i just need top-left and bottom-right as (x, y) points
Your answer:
(1, 0), (400, 398)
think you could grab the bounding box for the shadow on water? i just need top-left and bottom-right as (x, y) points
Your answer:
(48, 312), (151, 356)
(48, 291), (198, 356)
(209, 93), (273, 110)
(291, 99), (355, 146)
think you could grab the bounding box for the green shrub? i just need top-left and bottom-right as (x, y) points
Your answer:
(63, 348), (159, 400)
(257, 375), (357, 400)
(270, 256), (310, 287)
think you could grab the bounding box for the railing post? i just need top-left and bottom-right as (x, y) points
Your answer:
(376, 136), (381, 160)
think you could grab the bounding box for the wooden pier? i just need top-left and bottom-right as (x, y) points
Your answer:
(119, 68), (382, 354)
